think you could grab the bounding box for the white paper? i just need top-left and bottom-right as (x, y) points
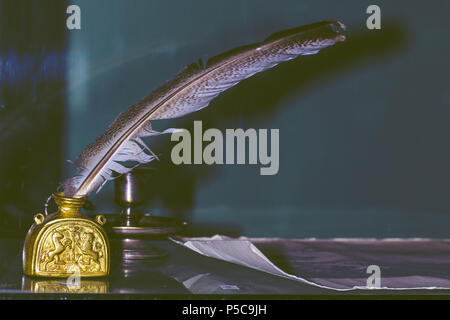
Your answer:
(171, 235), (450, 291)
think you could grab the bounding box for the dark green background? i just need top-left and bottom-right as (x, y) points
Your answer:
(3, 0), (450, 238)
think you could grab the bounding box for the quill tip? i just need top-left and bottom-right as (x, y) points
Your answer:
(335, 21), (346, 32)
(329, 21), (346, 42)
(336, 34), (346, 42)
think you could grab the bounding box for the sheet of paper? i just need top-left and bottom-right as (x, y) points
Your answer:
(171, 235), (450, 291)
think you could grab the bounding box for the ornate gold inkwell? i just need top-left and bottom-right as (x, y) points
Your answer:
(23, 193), (110, 278)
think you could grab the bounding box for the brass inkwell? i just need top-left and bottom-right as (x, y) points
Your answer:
(23, 193), (110, 278)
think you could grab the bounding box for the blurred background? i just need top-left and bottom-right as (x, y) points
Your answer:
(1, 0), (450, 238)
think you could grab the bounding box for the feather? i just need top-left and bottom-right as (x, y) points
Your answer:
(61, 20), (346, 198)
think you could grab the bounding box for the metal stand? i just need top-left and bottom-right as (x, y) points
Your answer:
(107, 170), (189, 262)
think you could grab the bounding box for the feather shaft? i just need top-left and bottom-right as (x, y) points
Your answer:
(62, 21), (346, 197)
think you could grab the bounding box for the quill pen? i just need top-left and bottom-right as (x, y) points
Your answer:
(61, 21), (346, 198)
